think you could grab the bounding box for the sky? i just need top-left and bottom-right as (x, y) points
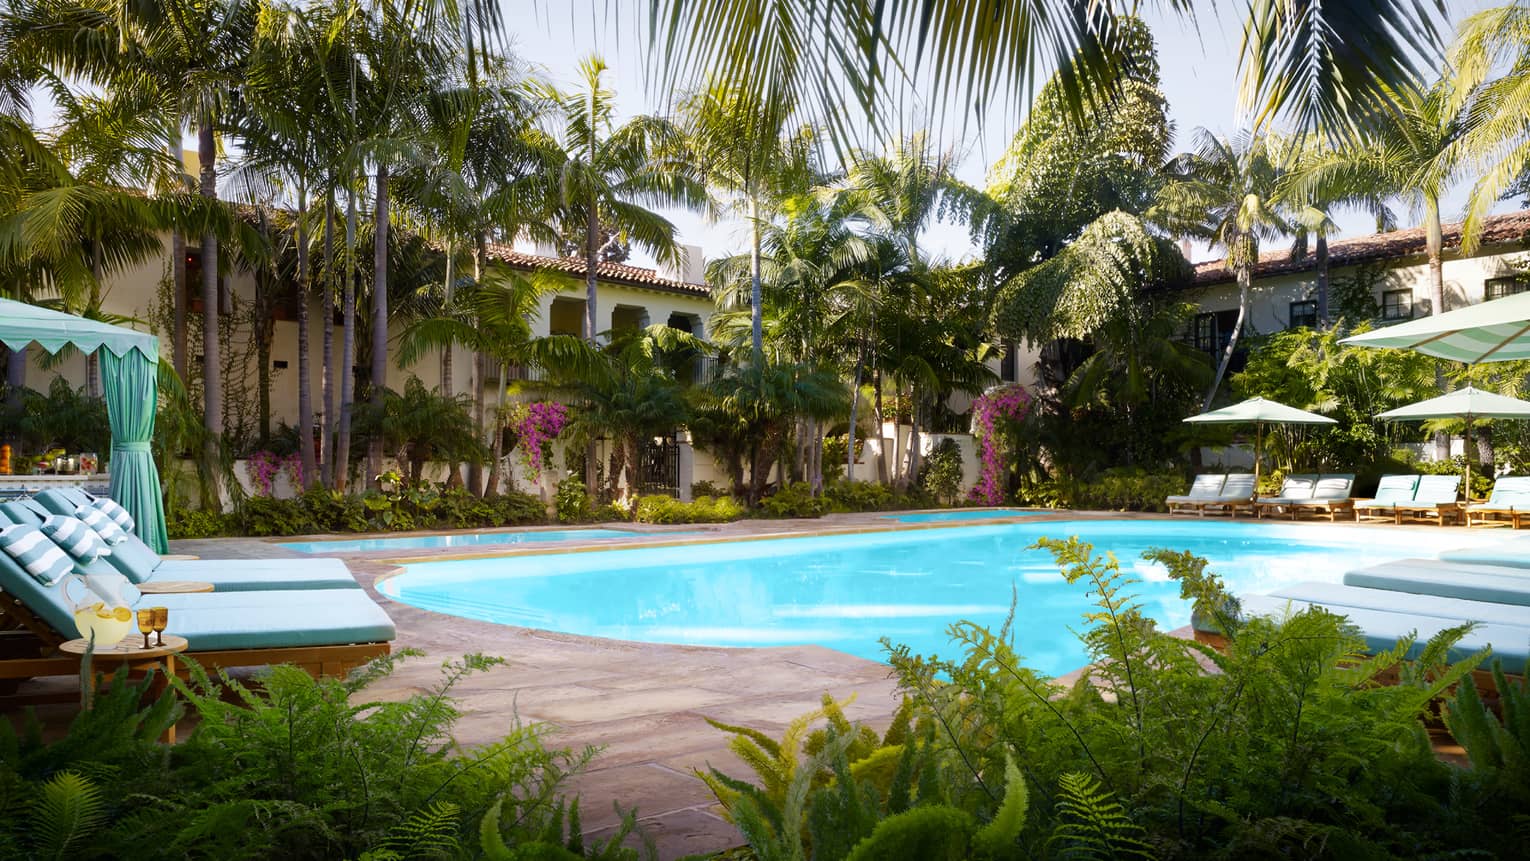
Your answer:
(510, 0), (1504, 268)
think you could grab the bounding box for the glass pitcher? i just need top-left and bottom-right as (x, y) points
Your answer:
(62, 573), (133, 648)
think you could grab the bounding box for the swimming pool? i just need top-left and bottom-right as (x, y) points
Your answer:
(280, 528), (647, 554)
(884, 508), (1040, 523)
(379, 520), (1496, 674)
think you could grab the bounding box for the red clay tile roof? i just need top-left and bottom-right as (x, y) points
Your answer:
(1192, 209), (1530, 286)
(484, 243), (711, 298)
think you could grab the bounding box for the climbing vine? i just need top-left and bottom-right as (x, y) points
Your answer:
(968, 384), (1032, 505)
(509, 401), (569, 482)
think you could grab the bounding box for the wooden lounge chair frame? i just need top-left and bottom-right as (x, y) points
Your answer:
(1167, 475), (1227, 516)
(0, 587), (389, 699)
(1285, 497), (1357, 522)
(1391, 501), (1465, 527)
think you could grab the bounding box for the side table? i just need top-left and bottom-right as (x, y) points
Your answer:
(58, 634), (189, 742)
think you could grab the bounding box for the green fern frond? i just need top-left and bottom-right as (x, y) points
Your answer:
(30, 772), (105, 861)
(1048, 772), (1153, 860)
(972, 755), (1029, 858)
(381, 800), (461, 858)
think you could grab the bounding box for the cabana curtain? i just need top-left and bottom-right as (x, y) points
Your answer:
(0, 298), (168, 552)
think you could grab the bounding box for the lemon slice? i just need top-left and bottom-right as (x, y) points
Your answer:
(111, 606), (132, 622)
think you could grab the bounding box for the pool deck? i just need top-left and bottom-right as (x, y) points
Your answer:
(13, 510), (1507, 858)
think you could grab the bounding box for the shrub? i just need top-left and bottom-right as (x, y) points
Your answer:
(555, 477), (592, 523)
(633, 494), (745, 524)
(0, 653), (648, 859)
(690, 480), (726, 498)
(760, 482), (830, 518)
(1021, 467), (1186, 512)
(166, 506), (232, 539)
(822, 479), (895, 513)
(918, 438), (964, 504)
(218, 484), (547, 537)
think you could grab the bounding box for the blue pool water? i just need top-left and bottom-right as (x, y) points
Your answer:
(281, 529), (645, 554)
(884, 509), (1040, 523)
(379, 520), (1494, 674)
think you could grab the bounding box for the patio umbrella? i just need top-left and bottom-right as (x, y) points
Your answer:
(1374, 386), (1530, 494)
(1183, 397), (1337, 485)
(1339, 291), (1530, 363)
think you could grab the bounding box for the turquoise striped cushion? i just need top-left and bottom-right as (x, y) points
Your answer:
(91, 497), (134, 531)
(0, 524), (73, 585)
(74, 505), (128, 545)
(39, 515), (112, 564)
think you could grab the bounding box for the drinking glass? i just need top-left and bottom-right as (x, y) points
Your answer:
(151, 607), (169, 646)
(137, 609), (155, 649)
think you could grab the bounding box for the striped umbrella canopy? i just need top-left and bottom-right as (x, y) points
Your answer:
(1339, 291), (1530, 363)
(1184, 397), (1336, 484)
(1375, 386), (1530, 493)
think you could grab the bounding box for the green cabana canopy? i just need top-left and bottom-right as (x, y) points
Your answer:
(1340, 291), (1530, 363)
(0, 298), (168, 552)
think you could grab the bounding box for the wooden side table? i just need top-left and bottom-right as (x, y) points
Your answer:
(58, 635), (189, 742)
(137, 581), (214, 594)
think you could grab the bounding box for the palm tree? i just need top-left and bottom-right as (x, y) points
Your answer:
(646, 1), (1451, 143)
(1448, 4), (1530, 250)
(1153, 129), (1291, 409)
(540, 56), (704, 344)
(681, 82), (819, 360)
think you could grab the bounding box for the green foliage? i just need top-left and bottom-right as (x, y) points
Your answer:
(851, 536), (1515, 859)
(166, 505), (235, 539)
(690, 480), (727, 498)
(349, 377), (489, 483)
(556, 478), (593, 524)
(1230, 324), (1441, 475)
(632, 494), (744, 524)
(760, 482), (831, 518)
(0, 377), (111, 462)
(0, 654), (636, 860)
(822, 480), (898, 513)
(219, 484), (544, 538)
(918, 439), (964, 504)
(1443, 661), (1530, 836)
(1020, 468), (1186, 513)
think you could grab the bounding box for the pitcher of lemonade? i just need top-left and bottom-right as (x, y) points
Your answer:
(62, 573), (133, 648)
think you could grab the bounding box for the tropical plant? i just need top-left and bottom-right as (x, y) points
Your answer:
(1448, 3), (1530, 249)
(1153, 129), (1293, 408)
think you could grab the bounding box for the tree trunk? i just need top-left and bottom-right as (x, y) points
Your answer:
(197, 117), (224, 511)
(1314, 233), (1329, 327)
(468, 243), (486, 495)
(321, 195), (335, 486)
(4, 345), (26, 410)
(1203, 262), (1251, 411)
(845, 358), (863, 481)
(1426, 199), (1450, 460)
(485, 363), (508, 497)
(584, 202), (600, 501)
(255, 267), (272, 447)
(749, 195), (763, 361)
(172, 229), (187, 380)
(873, 367), (888, 484)
(809, 418), (824, 495)
(369, 162), (390, 488)
(440, 244), (460, 487)
(335, 188), (358, 493)
(904, 394), (923, 488)
(296, 181), (317, 488)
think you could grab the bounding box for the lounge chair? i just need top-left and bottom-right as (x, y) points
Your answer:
(1465, 476), (1530, 529)
(1439, 536), (1530, 569)
(1196, 473), (1257, 518)
(1285, 473), (1357, 521)
(1390, 474), (1463, 526)
(1231, 593), (1530, 676)
(0, 512), (393, 689)
(1167, 474), (1226, 515)
(1253, 474), (1317, 519)
(13, 491), (358, 591)
(1344, 558), (1530, 607)
(1266, 581), (1530, 630)
(1353, 475), (1422, 523)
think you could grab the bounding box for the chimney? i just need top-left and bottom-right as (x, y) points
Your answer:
(657, 243), (706, 284)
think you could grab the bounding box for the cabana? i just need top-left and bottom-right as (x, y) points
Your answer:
(0, 298), (168, 552)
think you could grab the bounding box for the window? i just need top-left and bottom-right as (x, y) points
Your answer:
(1485, 275), (1530, 301)
(1381, 289), (1413, 321)
(1193, 310), (1242, 355)
(1289, 300), (1318, 329)
(1000, 339), (1017, 383)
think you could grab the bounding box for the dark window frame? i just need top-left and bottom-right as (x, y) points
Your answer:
(1485, 274), (1530, 301)
(1289, 300), (1318, 329)
(1381, 289), (1413, 321)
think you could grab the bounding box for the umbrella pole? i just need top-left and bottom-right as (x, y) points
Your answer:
(1254, 421), (1263, 488)
(1464, 415), (1473, 502)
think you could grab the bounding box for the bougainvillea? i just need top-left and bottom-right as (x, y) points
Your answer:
(967, 384), (1033, 505)
(510, 401), (569, 482)
(246, 451), (304, 497)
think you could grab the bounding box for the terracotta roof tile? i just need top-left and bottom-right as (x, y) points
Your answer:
(1191, 209), (1530, 286)
(483, 243), (711, 298)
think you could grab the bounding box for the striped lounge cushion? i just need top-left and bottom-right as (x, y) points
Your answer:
(91, 497), (134, 532)
(0, 524), (73, 585)
(74, 505), (129, 545)
(39, 515), (113, 564)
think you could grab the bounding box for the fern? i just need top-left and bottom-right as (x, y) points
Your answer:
(1047, 772), (1152, 860)
(30, 771), (105, 861)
